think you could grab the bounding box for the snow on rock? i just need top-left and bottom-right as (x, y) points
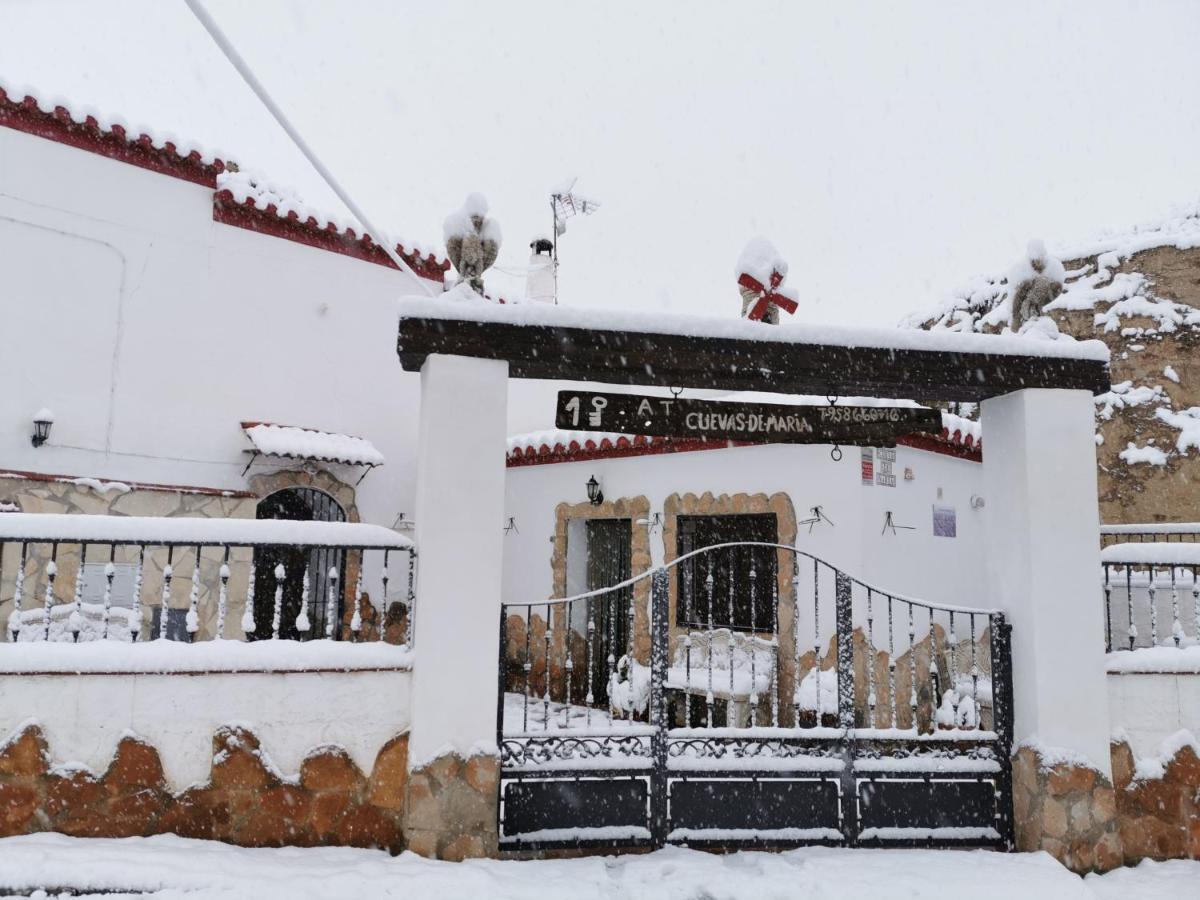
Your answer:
(796, 666), (838, 715)
(0, 833), (1099, 899)
(1093, 381), (1169, 421)
(1008, 239), (1066, 291)
(1164, 365), (1181, 384)
(242, 422), (385, 467)
(1154, 406), (1200, 454)
(1015, 736), (1106, 774)
(1123, 729), (1200, 782)
(400, 294), (1110, 361)
(1119, 442), (1168, 466)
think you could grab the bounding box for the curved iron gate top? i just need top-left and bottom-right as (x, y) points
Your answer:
(497, 542), (1013, 851)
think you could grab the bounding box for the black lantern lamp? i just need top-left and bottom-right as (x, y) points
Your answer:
(31, 409), (54, 448)
(586, 474), (604, 506)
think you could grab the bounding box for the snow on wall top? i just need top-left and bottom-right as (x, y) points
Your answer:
(399, 295), (1110, 362)
(0, 512), (410, 549)
(0, 79), (448, 277)
(242, 422), (385, 468)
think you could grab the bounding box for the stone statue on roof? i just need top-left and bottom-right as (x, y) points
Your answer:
(443, 193), (501, 294)
(1009, 239), (1066, 333)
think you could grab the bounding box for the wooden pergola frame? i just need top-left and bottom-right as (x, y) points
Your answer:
(397, 316), (1110, 402)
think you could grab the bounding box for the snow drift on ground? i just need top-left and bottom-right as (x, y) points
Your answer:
(0, 833), (1123, 900)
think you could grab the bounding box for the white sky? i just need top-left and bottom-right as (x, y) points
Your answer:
(4, 0), (1199, 333)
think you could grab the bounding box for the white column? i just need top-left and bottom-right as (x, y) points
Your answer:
(981, 388), (1110, 774)
(410, 354), (508, 767)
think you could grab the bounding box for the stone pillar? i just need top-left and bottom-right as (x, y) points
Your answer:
(406, 354), (507, 859)
(981, 388), (1110, 771)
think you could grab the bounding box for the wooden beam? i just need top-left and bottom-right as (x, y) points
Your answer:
(397, 317), (1110, 403)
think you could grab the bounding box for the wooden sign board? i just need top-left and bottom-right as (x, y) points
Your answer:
(555, 391), (942, 447)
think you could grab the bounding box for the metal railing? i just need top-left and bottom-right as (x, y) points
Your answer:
(1102, 541), (1200, 652)
(0, 514), (415, 644)
(1101, 523), (1200, 548)
(500, 541), (1011, 740)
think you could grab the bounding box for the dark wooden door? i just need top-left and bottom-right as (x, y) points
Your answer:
(586, 518), (632, 708)
(251, 488), (346, 640)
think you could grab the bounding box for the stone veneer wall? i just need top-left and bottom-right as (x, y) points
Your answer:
(0, 723), (409, 850)
(1013, 738), (1200, 873)
(403, 751), (499, 860)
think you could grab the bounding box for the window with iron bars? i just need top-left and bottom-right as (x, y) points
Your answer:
(676, 513), (777, 631)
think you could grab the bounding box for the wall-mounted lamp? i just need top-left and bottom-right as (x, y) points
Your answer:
(31, 408), (54, 448)
(586, 475), (604, 506)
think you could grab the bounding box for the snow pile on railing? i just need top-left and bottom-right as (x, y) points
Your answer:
(0, 513), (410, 548)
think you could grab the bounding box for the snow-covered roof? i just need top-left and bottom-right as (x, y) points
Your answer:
(242, 422), (385, 468)
(0, 80), (449, 279)
(400, 294), (1109, 362)
(507, 405), (981, 467)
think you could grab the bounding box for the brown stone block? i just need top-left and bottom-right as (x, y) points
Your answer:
(107, 788), (170, 832)
(237, 809), (316, 848)
(328, 802), (401, 851)
(1042, 796), (1069, 839)
(1046, 763), (1097, 796)
(1094, 831), (1124, 872)
(157, 789), (233, 842)
(300, 747), (364, 794)
(104, 737), (166, 794)
(1111, 741), (1135, 791)
(56, 808), (115, 838)
(438, 780), (495, 834)
(310, 791), (353, 837)
(1069, 797), (1093, 833)
(406, 828), (439, 859)
(1120, 814), (1186, 861)
(1041, 836), (1068, 864)
(1093, 786), (1117, 825)
(259, 785), (311, 823)
(211, 729), (277, 792)
(403, 774), (442, 833)
(464, 755), (498, 795)
(44, 770), (103, 819)
(1068, 837), (1095, 873)
(0, 783), (39, 836)
(424, 754), (462, 785)
(442, 833), (487, 861)
(0, 726), (48, 778)
(1166, 745), (1200, 788)
(1127, 778), (1184, 823)
(368, 735), (408, 811)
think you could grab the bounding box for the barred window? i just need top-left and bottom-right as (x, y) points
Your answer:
(677, 514), (777, 631)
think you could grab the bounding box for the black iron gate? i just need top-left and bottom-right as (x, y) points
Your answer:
(497, 543), (1013, 851)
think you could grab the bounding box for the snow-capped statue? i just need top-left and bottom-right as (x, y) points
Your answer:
(736, 237), (799, 324)
(1009, 239), (1065, 333)
(443, 193), (501, 294)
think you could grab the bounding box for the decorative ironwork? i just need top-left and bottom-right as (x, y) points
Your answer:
(498, 541), (1014, 851)
(501, 735), (653, 768)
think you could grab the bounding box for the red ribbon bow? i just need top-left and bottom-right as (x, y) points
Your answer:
(738, 271), (798, 321)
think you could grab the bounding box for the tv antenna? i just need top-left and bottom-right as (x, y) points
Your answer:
(549, 177), (601, 304)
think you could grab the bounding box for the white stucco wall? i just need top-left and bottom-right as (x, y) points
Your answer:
(502, 441), (987, 610)
(0, 667), (411, 790)
(1108, 672), (1200, 760)
(0, 126), (436, 532)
